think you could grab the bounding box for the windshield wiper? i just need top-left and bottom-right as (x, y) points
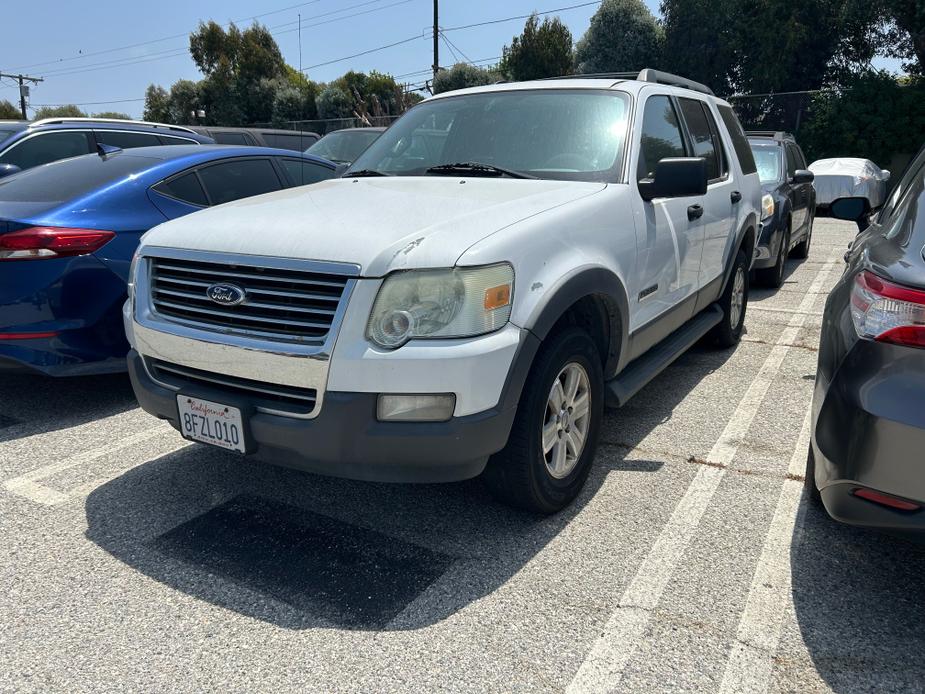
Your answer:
(346, 168), (390, 177)
(425, 162), (537, 180)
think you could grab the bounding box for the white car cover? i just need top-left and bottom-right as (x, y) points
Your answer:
(809, 157), (890, 208)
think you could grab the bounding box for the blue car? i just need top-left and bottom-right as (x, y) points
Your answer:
(0, 144), (337, 375)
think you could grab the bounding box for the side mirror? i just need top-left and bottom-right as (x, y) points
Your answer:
(881, 170), (891, 181)
(792, 169), (814, 185)
(0, 164), (22, 180)
(830, 196), (870, 222)
(638, 157), (708, 202)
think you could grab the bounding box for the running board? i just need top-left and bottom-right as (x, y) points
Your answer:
(605, 304), (723, 408)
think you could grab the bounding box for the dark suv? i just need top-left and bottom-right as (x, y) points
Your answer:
(747, 131), (816, 287)
(0, 118), (213, 177)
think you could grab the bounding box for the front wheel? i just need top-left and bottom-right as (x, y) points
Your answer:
(481, 327), (604, 514)
(712, 249), (749, 348)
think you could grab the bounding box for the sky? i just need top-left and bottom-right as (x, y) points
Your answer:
(1, 0), (901, 119)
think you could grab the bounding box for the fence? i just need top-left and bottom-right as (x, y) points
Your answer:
(248, 114), (401, 136)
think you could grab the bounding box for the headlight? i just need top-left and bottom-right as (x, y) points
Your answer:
(367, 264), (514, 348)
(761, 193), (775, 220)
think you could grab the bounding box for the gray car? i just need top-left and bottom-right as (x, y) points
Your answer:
(190, 127), (320, 151)
(808, 144), (925, 534)
(305, 127), (385, 166)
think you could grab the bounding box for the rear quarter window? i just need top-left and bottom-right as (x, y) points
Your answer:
(717, 106), (757, 175)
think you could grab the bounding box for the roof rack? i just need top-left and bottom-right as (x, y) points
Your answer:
(745, 130), (794, 140)
(541, 68), (714, 96)
(28, 117), (197, 135)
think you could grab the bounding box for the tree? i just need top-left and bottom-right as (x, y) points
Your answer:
(143, 85), (171, 122)
(167, 80), (201, 125)
(432, 63), (499, 94)
(799, 71), (925, 168)
(92, 111), (132, 120)
(316, 85), (354, 120)
(880, 0), (925, 75)
(500, 14), (573, 81)
(574, 0), (663, 74)
(0, 100), (20, 119)
(661, 0), (738, 94)
(32, 105), (87, 119)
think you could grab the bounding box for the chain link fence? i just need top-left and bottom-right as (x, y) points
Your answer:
(248, 115), (401, 136)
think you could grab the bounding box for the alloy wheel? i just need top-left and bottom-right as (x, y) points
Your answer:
(542, 362), (592, 479)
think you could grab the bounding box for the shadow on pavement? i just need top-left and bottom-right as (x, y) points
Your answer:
(0, 372), (136, 443)
(85, 343), (734, 631)
(791, 502), (925, 692)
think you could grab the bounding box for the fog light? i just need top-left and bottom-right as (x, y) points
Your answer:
(377, 394), (455, 422)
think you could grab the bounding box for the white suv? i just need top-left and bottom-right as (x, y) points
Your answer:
(125, 70), (761, 513)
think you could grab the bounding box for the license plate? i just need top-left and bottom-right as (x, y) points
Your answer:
(176, 395), (246, 453)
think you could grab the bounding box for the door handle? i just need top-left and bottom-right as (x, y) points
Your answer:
(730, 191), (742, 203)
(687, 204), (704, 221)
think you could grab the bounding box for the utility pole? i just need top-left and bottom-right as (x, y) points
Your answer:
(432, 0), (439, 81)
(0, 72), (43, 119)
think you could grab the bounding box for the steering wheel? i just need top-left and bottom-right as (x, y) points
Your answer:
(544, 153), (595, 170)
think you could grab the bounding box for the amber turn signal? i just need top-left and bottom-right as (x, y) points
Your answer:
(484, 283), (512, 310)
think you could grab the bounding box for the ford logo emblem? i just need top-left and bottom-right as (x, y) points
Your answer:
(206, 283), (246, 307)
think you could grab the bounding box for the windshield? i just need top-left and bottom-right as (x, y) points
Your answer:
(348, 89), (631, 182)
(750, 143), (782, 184)
(307, 130), (382, 164)
(0, 152), (151, 204)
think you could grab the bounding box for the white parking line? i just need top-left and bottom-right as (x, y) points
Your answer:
(3, 423), (184, 506)
(717, 408), (813, 694)
(566, 254), (840, 693)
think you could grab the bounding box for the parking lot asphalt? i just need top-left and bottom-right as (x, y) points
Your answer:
(2, 217), (924, 693)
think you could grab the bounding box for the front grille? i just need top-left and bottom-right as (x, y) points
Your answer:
(148, 358), (317, 417)
(149, 256), (350, 341)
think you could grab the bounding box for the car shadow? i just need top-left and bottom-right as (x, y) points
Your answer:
(84, 343), (735, 632)
(790, 501), (925, 691)
(0, 372), (137, 444)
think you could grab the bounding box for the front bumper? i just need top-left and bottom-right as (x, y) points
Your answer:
(811, 339), (925, 532)
(752, 216), (783, 270)
(128, 350), (518, 483)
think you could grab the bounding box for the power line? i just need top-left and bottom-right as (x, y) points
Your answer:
(442, 0), (601, 32)
(30, 97), (146, 106)
(302, 35), (421, 71)
(440, 31), (473, 64)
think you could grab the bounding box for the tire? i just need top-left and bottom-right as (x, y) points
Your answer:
(804, 446), (822, 505)
(712, 248), (749, 348)
(756, 226), (790, 288)
(791, 212), (813, 259)
(481, 327), (604, 514)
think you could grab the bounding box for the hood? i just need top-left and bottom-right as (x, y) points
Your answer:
(140, 177), (607, 276)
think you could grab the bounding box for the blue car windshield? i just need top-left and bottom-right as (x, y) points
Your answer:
(0, 152), (152, 204)
(750, 143), (781, 184)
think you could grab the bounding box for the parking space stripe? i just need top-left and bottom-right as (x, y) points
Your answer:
(566, 253), (840, 693)
(3, 423), (182, 506)
(717, 407), (813, 694)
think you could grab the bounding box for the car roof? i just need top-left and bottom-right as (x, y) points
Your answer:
(0, 118), (215, 143)
(323, 127), (387, 134)
(747, 131), (796, 143)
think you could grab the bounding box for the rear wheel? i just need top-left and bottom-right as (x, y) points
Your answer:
(712, 249), (749, 348)
(482, 327), (604, 514)
(791, 213), (814, 259)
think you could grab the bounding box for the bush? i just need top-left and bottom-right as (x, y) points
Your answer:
(574, 0), (663, 74)
(316, 86), (353, 120)
(433, 63), (499, 94)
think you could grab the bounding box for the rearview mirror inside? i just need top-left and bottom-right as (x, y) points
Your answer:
(638, 157), (708, 202)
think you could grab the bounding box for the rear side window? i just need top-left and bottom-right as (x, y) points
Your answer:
(638, 95), (687, 181)
(0, 131), (93, 170)
(158, 135), (197, 146)
(717, 106), (757, 175)
(279, 159), (335, 187)
(197, 158), (282, 205)
(262, 133), (314, 151)
(96, 130), (162, 149)
(212, 131), (253, 146)
(155, 171), (208, 207)
(678, 98), (722, 181)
